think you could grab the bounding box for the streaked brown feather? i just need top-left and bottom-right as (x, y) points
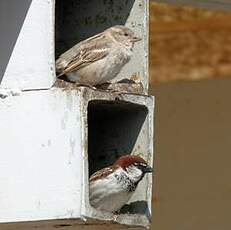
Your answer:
(56, 33), (112, 76)
(90, 166), (117, 183)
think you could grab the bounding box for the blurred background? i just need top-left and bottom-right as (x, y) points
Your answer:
(150, 1), (231, 230)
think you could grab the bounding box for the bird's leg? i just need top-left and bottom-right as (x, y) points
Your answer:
(114, 91), (124, 101)
(113, 213), (119, 222)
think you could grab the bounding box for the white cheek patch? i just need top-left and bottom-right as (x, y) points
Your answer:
(126, 165), (143, 181)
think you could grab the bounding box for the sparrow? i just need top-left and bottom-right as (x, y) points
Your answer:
(89, 155), (153, 213)
(56, 25), (141, 86)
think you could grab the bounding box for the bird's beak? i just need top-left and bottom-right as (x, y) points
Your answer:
(131, 36), (142, 42)
(143, 165), (153, 173)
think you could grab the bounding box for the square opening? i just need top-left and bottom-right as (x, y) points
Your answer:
(55, 0), (148, 91)
(88, 100), (149, 215)
(55, 0), (135, 58)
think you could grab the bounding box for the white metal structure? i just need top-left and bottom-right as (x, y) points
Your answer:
(0, 0), (153, 228)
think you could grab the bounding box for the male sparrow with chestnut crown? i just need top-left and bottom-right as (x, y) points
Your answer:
(89, 155), (153, 212)
(56, 25), (141, 86)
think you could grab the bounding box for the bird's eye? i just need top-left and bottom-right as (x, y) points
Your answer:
(124, 32), (129, 36)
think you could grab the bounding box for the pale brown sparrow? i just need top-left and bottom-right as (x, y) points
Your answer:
(56, 25), (141, 86)
(89, 155), (153, 212)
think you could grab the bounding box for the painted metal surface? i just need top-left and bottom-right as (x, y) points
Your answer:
(0, 0), (153, 228)
(0, 0), (32, 83)
(0, 89), (82, 222)
(0, 87), (154, 228)
(0, 0), (55, 90)
(77, 87), (154, 227)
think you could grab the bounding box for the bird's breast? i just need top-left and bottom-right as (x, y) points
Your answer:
(89, 172), (134, 212)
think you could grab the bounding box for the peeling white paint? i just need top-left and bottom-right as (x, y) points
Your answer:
(0, 88), (21, 99)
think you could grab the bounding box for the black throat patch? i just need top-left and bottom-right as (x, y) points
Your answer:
(114, 172), (137, 192)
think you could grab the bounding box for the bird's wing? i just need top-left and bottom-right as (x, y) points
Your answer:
(90, 166), (115, 183)
(56, 33), (112, 76)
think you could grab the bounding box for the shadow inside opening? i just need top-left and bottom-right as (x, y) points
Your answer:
(88, 100), (148, 176)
